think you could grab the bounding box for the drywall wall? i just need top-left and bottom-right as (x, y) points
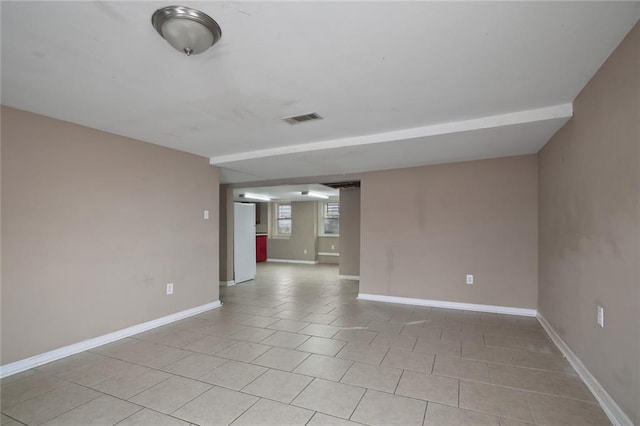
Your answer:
(268, 201), (318, 262)
(1, 107), (220, 364)
(219, 185), (234, 282)
(256, 202), (268, 234)
(339, 188), (361, 276)
(318, 237), (339, 253)
(360, 155), (537, 308)
(317, 237), (339, 265)
(538, 22), (639, 424)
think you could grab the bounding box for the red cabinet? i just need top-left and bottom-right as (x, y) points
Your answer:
(256, 235), (267, 262)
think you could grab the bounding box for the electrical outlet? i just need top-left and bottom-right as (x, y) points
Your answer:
(166, 283), (174, 295)
(303, 249), (308, 254)
(331, 245), (335, 250)
(466, 274), (474, 285)
(203, 210), (209, 220)
(597, 305), (604, 327)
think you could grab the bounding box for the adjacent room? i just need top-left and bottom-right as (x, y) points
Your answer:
(1, 2), (638, 426)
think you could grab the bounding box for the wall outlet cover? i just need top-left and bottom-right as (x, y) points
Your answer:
(466, 274), (474, 285)
(166, 283), (174, 295)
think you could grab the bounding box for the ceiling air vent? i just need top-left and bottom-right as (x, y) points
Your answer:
(281, 112), (323, 125)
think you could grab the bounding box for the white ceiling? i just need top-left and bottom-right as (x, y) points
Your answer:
(2, 2), (639, 184)
(233, 184), (339, 203)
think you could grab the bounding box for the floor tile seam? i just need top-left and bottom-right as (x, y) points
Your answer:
(482, 360), (578, 378)
(523, 392), (540, 426)
(284, 364), (353, 385)
(252, 351), (311, 372)
(79, 356), (225, 401)
(1, 371), (100, 411)
(88, 349), (194, 375)
(422, 400), (429, 425)
(346, 383), (369, 423)
(5, 381), (106, 425)
(234, 365), (272, 395)
(431, 370), (493, 385)
(335, 359), (356, 383)
(119, 375), (175, 401)
(0, 413), (23, 425)
(32, 355), (111, 377)
(46, 394), (145, 426)
(458, 396), (535, 424)
(201, 389), (261, 426)
(392, 369), (405, 395)
(390, 375), (460, 406)
(243, 373), (318, 406)
(483, 345), (561, 359)
(458, 378), (600, 405)
(483, 341), (558, 354)
(123, 336), (210, 352)
(1, 370), (73, 405)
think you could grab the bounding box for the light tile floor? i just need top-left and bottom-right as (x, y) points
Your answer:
(1, 263), (611, 425)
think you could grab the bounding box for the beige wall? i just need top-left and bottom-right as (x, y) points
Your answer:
(360, 155), (538, 308)
(318, 237), (339, 264)
(255, 202), (268, 234)
(339, 188), (361, 276)
(538, 23), (640, 424)
(1, 107), (220, 364)
(268, 201), (318, 262)
(219, 185), (234, 282)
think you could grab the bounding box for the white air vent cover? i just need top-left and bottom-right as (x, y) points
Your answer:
(281, 112), (323, 125)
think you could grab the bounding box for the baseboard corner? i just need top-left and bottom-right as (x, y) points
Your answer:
(0, 300), (222, 379)
(536, 313), (632, 426)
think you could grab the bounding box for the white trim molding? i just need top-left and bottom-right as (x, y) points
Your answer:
(219, 280), (236, 287)
(537, 314), (632, 426)
(357, 293), (536, 317)
(318, 252), (340, 257)
(267, 258), (318, 265)
(0, 301), (222, 379)
(339, 275), (360, 281)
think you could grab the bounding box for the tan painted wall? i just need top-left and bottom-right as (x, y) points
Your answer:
(255, 202), (268, 234)
(538, 23), (640, 424)
(267, 201), (317, 262)
(219, 185), (234, 282)
(1, 107), (220, 364)
(317, 237), (339, 253)
(360, 155), (538, 308)
(317, 237), (339, 265)
(339, 188), (361, 276)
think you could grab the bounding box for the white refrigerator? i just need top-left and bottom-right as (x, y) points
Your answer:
(233, 202), (256, 284)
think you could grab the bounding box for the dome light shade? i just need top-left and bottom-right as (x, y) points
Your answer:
(152, 6), (221, 56)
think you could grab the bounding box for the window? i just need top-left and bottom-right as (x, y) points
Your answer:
(319, 202), (340, 236)
(273, 203), (292, 237)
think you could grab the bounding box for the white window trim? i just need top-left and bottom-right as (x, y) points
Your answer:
(318, 201), (340, 237)
(272, 202), (292, 239)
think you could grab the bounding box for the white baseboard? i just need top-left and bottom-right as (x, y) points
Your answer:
(267, 258), (318, 265)
(339, 275), (360, 281)
(0, 301), (222, 379)
(318, 252), (340, 257)
(537, 314), (632, 426)
(357, 293), (536, 317)
(219, 280), (236, 287)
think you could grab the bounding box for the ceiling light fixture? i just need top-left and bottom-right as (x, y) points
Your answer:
(301, 191), (329, 199)
(152, 6), (222, 56)
(240, 193), (272, 202)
